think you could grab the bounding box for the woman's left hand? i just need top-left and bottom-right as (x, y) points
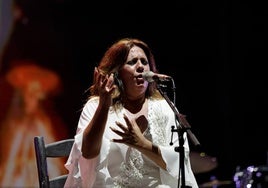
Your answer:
(110, 114), (150, 148)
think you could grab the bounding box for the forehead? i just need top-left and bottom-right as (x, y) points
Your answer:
(127, 46), (146, 59)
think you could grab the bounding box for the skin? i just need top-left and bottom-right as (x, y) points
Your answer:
(81, 46), (166, 170)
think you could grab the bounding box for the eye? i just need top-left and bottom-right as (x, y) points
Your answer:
(141, 59), (148, 65)
(126, 59), (137, 65)
(126, 58), (148, 66)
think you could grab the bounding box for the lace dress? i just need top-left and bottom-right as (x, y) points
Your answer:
(64, 97), (199, 188)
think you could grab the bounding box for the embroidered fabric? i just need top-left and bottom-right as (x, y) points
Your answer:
(64, 98), (199, 188)
(112, 100), (168, 187)
(113, 148), (145, 187)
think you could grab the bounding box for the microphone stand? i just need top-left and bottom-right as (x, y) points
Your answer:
(155, 80), (200, 188)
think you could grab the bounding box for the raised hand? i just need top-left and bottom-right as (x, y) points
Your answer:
(94, 67), (116, 107)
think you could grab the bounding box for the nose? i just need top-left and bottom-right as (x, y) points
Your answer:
(136, 60), (144, 72)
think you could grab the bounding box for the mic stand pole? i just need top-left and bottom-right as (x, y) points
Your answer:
(156, 83), (200, 188)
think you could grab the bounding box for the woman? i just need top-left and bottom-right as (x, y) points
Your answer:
(64, 38), (198, 188)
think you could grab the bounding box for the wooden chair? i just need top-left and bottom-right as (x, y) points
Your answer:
(34, 136), (74, 188)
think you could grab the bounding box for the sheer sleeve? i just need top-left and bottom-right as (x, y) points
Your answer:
(64, 97), (101, 188)
(149, 99), (199, 188)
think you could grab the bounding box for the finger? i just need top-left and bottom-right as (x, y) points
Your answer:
(110, 127), (133, 143)
(115, 121), (128, 133)
(106, 73), (114, 88)
(112, 137), (135, 144)
(94, 67), (98, 79)
(106, 77), (116, 93)
(108, 85), (116, 94)
(123, 114), (133, 130)
(95, 68), (102, 84)
(112, 138), (127, 143)
(100, 74), (109, 88)
(96, 72), (108, 88)
(110, 127), (125, 137)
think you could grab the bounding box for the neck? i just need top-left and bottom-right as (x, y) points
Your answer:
(123, 96), (146, 114)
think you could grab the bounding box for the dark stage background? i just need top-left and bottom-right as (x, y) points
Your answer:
(0, 0), (267, 185)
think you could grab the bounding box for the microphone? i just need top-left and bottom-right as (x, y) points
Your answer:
(142, 71), (171, 82)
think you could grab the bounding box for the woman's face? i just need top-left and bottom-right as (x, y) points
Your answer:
(119, 45), (150, 100)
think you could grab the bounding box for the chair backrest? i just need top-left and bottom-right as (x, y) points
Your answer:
(34, 136), (74, 188)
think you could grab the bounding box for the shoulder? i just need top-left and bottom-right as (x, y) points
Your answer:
(83, 96), (99, 112)
(148, 97), (170, 108)
(148, 98), (172, 115)
(87, 96), (99, 104)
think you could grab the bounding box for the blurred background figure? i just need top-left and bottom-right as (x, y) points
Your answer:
(0, 0), (27, 71)
(0, 61), (68, 187)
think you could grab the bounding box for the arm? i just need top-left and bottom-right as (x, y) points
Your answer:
(133, 137), (167, 170)
(81, 68), (116, 159)
(81, 102), (109, 159)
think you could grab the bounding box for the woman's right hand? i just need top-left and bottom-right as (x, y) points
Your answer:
(94, 67), (116, 107)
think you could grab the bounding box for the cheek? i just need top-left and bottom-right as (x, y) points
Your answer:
(121, 75), (133, 87)
(119, 66), (133, 80)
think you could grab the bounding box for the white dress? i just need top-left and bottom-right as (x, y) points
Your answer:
(64, 97), (198, 188)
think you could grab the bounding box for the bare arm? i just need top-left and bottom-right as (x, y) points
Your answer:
(81, 68), (115, 159)
(81, 102), (110, 158)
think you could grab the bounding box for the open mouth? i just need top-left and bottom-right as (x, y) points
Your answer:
(136, 74), (144, 84)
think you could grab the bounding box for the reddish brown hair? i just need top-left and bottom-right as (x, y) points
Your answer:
(89, 38), (162, 107)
